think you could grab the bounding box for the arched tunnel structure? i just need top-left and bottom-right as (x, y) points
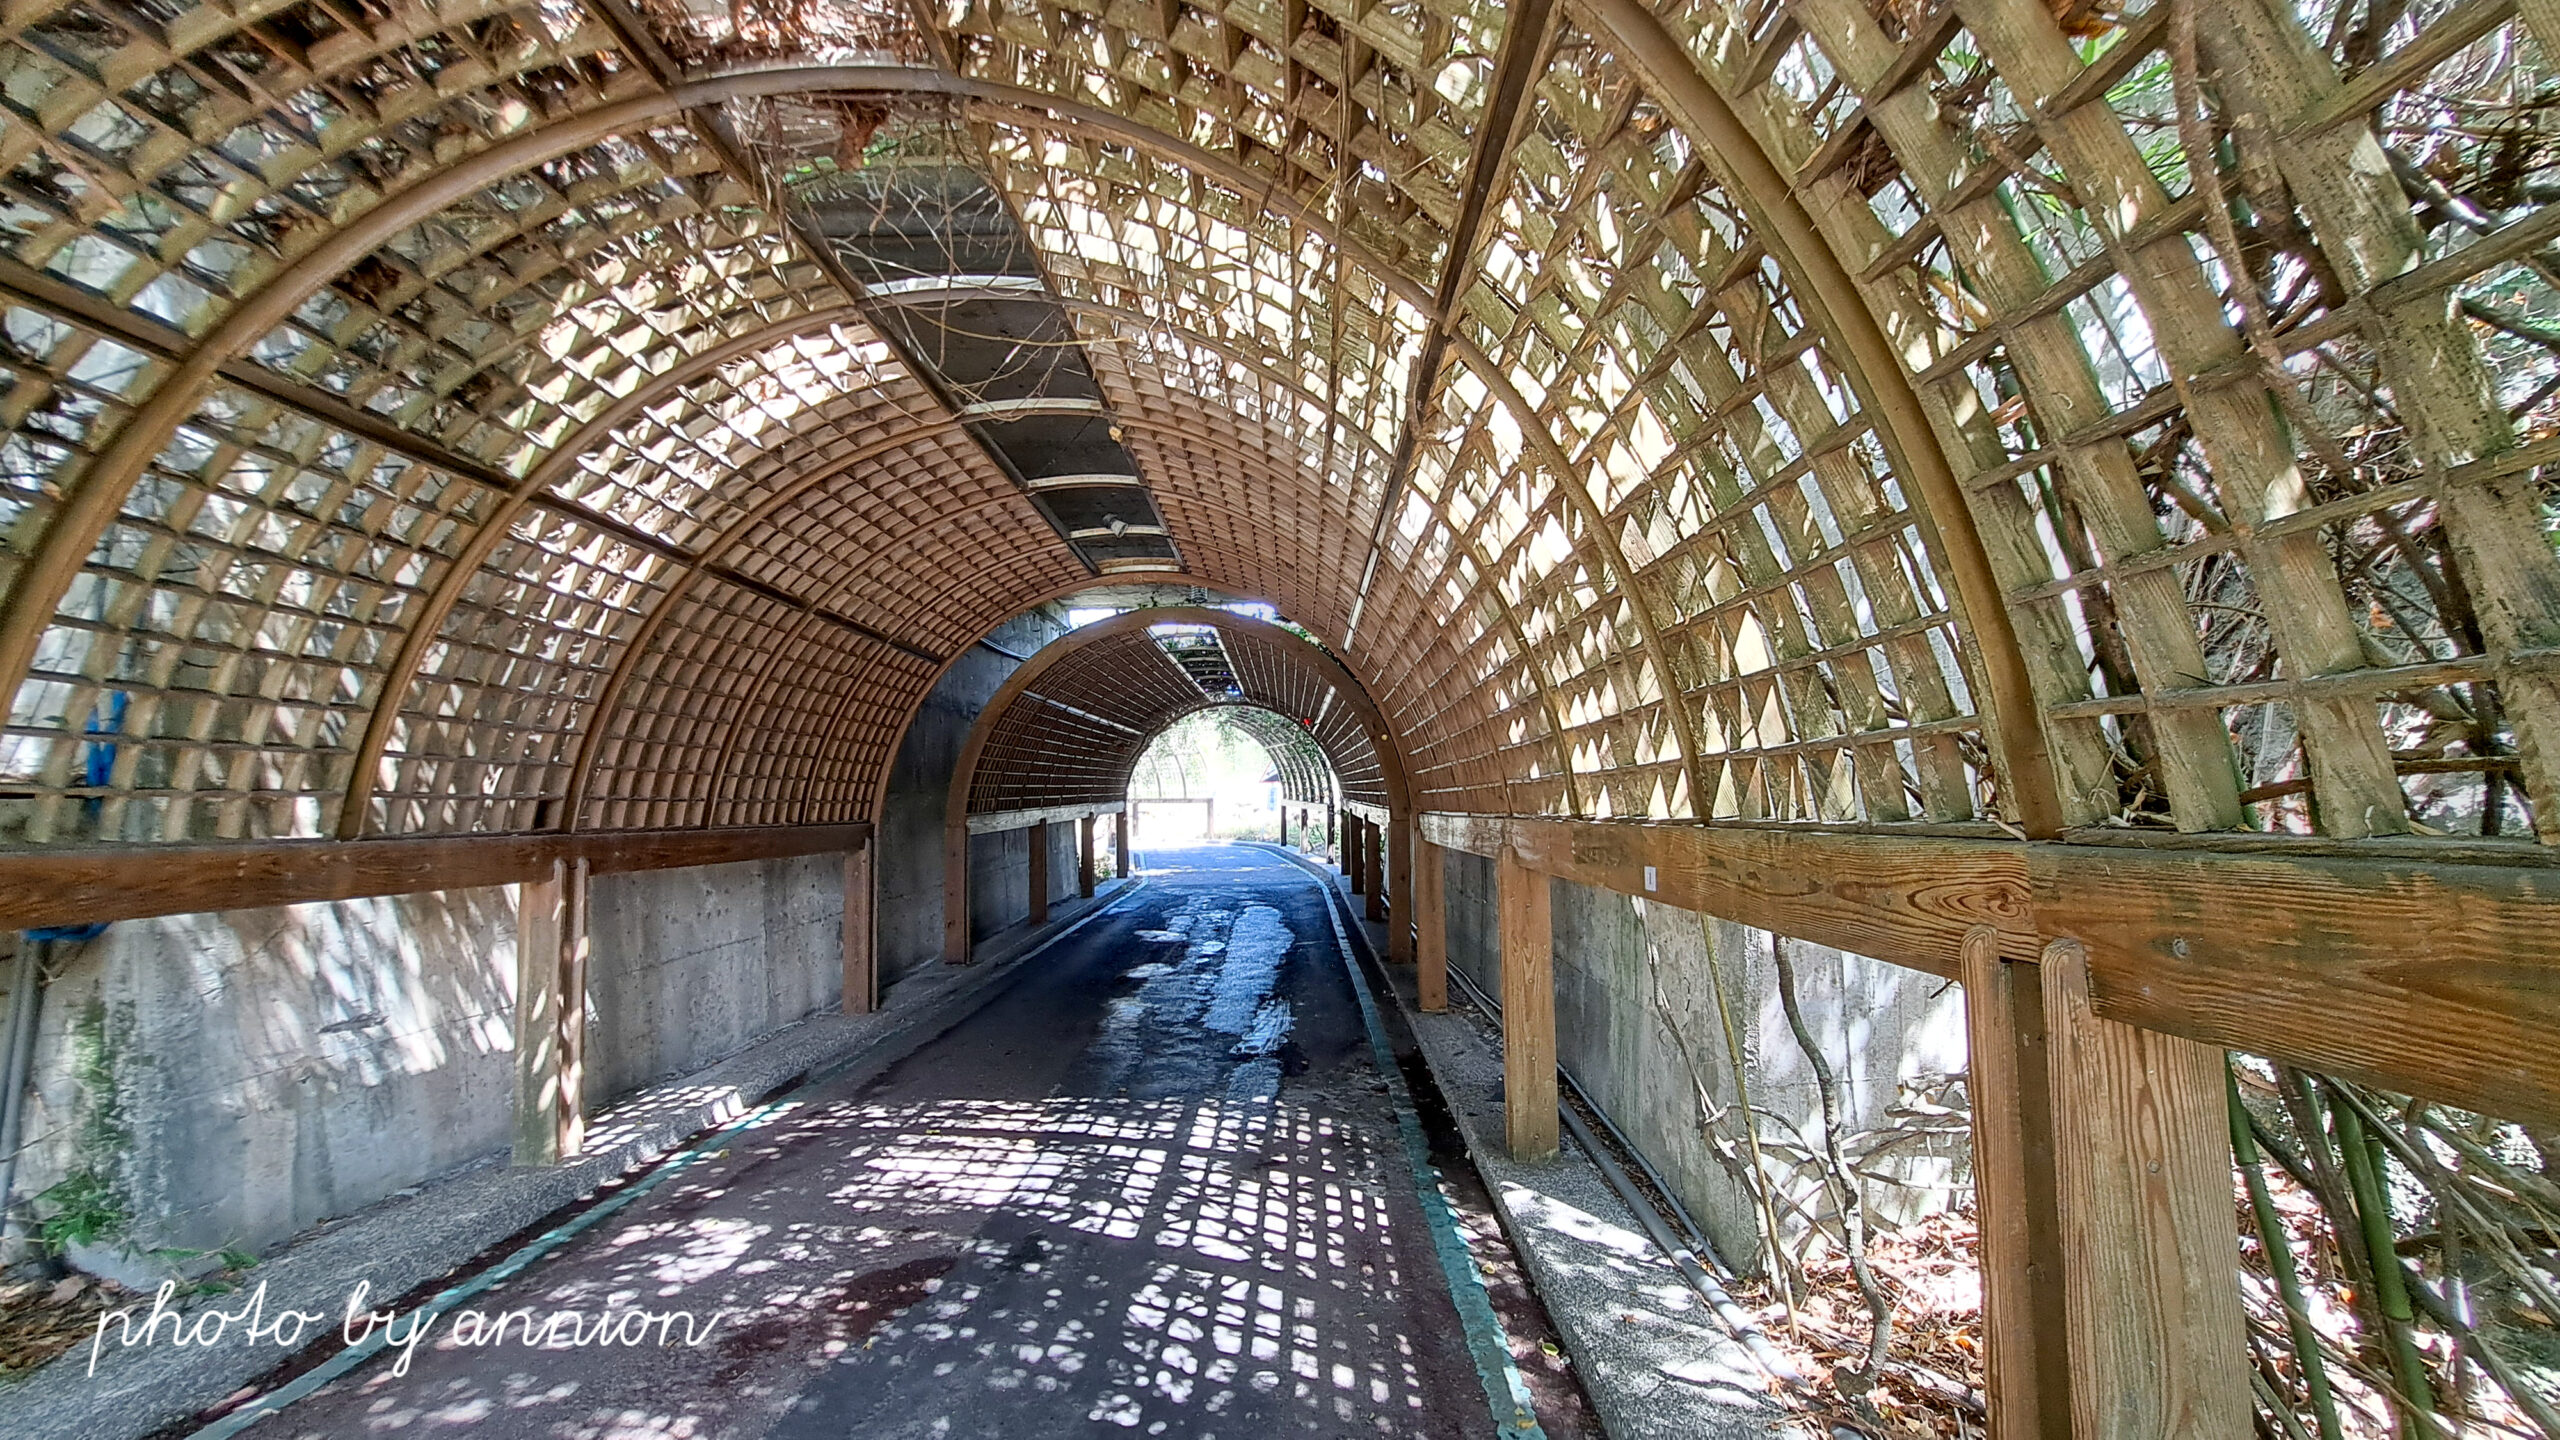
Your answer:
(0, 0), (2550, 1433)
(947, 607), (1403, 958)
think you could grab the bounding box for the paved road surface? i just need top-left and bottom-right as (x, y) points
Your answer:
(257, 846), (1557, 1439)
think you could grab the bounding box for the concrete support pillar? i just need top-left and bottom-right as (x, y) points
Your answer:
(1363, 819), (1386, 922)
(1962, 927), (2069, 1438)
(1415, 837), (1446, 1012)
(1114, 809), (1130, 878)
(2041, 939), (2250, 1440)
(1028, 819), (1050, 927)
(1498, 849), (1556, 1161)
(843, 842), (875, 1015)
(512, 857), (589, 1166)
(1078, 814), (1097, 899)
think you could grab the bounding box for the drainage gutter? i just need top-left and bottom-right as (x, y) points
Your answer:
(1443, 933), (1807, 1394)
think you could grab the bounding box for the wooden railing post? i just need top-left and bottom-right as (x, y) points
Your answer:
(1326, 805), (1338, 862)
(512, 857), (588, 1166)
(1388, 814), (1415, 962)
(1416, 836), (1446, 1012)
(512, 860), (562, 1166)
(1077, 813), (1096, 898)
(1962, 926), (2073, 1438)
(1114, 808), (1129, 878)
(1348, 814), (1367, 894)
(559, 858), (589, 1160)
(1364, 819), (1387, 922)
(943, 816), (972, 964)
(1499, 847), (1557, 1161)
(2042, 938), (2250, 1439)
(1028, 819), (1050, 926)
(843, 842), (875, 1015)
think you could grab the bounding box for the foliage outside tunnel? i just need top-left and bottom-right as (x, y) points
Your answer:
(1623, 996), (2560, 1437)
(2224, 1058), (2560, 1439)
(1545, 887), (2560, 1437)
(1127, 710), (1332, 846)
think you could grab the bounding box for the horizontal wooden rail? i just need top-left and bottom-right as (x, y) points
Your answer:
(0, 824), (871, 931)
(1421, 812), (2560, 1127)
(15, 810), (2556, 1125)
(965, 802), (1123, 835)
(1419, 812), (2036, 972)
(2035, 846), (2560, 1128)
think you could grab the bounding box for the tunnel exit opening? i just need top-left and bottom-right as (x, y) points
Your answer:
(942, 607), (1407, 968)
(1125, 707), (1340, 852)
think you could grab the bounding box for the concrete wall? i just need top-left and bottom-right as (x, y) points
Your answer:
(963, 821), (1084, 943)
(8, 854), (849, 1269)
(1437, 850), (1969, 1275)
(584, 853), (842, 1103)
(9, 889), (519, 1267)
(967, 827), (1029, 939)
(874, 606), (1072, 981)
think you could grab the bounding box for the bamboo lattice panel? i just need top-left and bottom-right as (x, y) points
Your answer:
(0, 0), (2546, 853)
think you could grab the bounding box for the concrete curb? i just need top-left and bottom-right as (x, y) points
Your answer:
(0, 881), (1135, 1440)
(1397, 995), (1790, 1439)
(1253, 847), (1788, 1440)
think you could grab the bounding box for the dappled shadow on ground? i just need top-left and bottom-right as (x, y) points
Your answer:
(274, 1095), (1464, 1439)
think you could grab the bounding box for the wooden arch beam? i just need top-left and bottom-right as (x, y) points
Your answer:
(947, 613), (1411, 814)
(940, 607), (1411, 960)
(1089, 700), (1383, 816)
(1219, 705), (1343, 805)
(1053, 298), (1577, 812)
(844, 570), (1231, 829)
(0, 53), (2044, 848)
(1567, 0), (2061, 835)
(0, 61), (1427, 807)
(1442, 333), (1708, 819)
(830, 477), (1570, 846)
(180, 72), (1517, 846)
(334, 306), (872, 837)
(1102, 416), (1583, 809)
(555, 426), (1048, 829)
(666, 416), (1547, 836)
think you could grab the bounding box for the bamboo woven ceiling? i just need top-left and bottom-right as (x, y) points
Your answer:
(0, 0), (2555, 849)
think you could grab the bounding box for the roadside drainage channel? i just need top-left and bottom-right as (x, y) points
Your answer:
(7, 880), (1141, 1440)
(1301, 858), (1550, 1438)
(1258, 844), (1791, 1440)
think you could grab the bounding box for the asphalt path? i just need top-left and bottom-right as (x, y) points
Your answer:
(254, 845), (1532, 1439)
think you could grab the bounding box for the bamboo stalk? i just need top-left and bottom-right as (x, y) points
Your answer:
(2328, 1081), (2440, 1433)
(1701, 920), (1798, 1307)
(2231, 1060), (2346, 1440)
(2402, 1269), (2560, 1440)
(2333, 1083), (2560, 1330)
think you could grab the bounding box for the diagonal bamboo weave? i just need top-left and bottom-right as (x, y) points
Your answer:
(0, 0), (2545, 858)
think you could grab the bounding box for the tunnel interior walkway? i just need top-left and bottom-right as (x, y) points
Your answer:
(0, 0), (2555, 1433)
(247, 847), (1586, 1440)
